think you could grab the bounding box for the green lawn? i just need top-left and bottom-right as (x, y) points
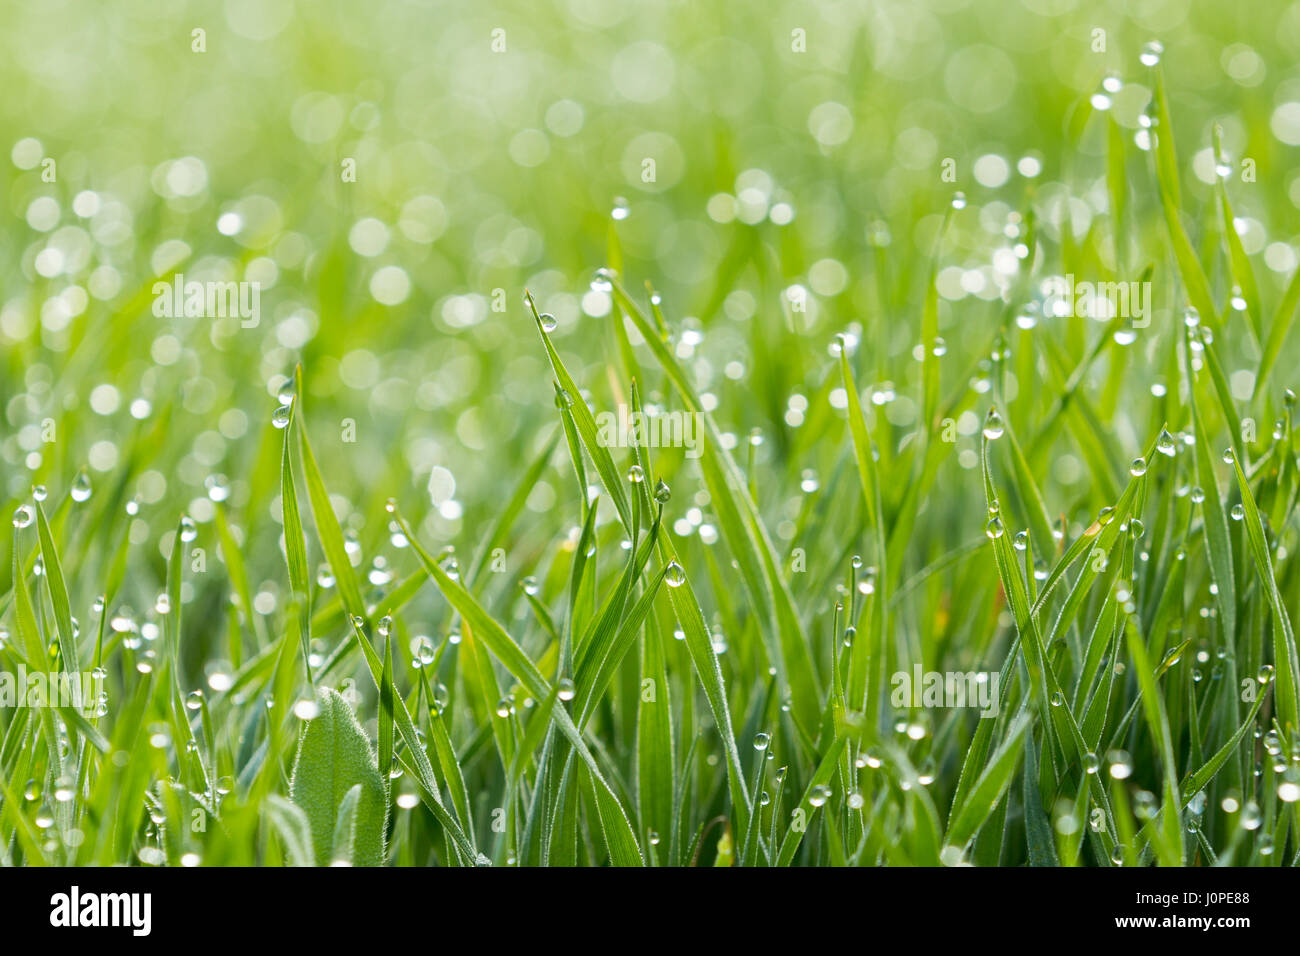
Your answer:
(1, 1), (1299, 866)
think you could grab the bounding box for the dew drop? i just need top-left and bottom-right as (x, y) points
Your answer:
(654, 478), (671, 504)
(982, 407), (1004, 440)
(1139, 40), (1163, 67)
(70, 469), (93, 503)
(1240, 801), (1262, 830)
(205, 474), (230, 502)
(413, 636), (435, 665)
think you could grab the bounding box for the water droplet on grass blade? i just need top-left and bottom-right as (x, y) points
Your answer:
(665, 561), (686, 588)
(1107, 750), (1133, 779)
(539, 312), (557, 333)
(293, 698), (319, 720)
(70, 470), (93, 502)
(1241, 801), (1262, 830)
(205, 474), (230, 502)
(412, 636), (435, 665)
(982, 407), (1004, 440)
(272, 404), (291, 428)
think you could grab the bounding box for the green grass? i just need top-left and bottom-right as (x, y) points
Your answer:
(2, 2), (1300, 866)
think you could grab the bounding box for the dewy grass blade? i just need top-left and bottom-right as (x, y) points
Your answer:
(1181, 332), (1237, 648)
(34, 502), (78, 674)
(393, 508), (645, 864)
(280, 392), (314, 679)
(1231, 456), (1300, 733)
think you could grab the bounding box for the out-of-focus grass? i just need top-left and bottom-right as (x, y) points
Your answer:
(1, 1), (1300, 865)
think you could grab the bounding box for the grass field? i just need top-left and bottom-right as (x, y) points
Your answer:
(2, 0), (1300, 867)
